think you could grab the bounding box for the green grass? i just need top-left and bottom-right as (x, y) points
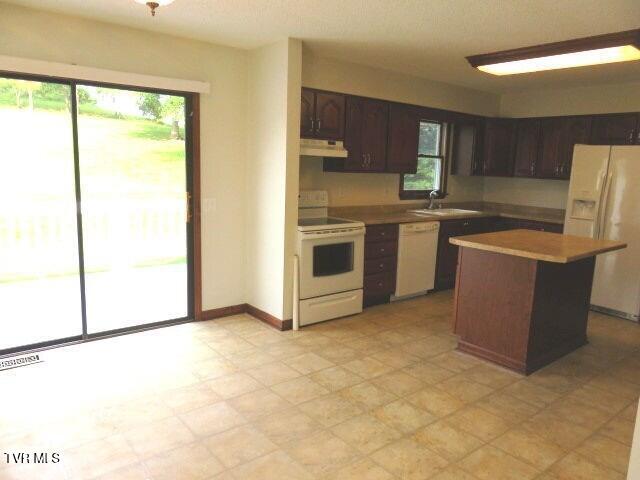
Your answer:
(0, 103), (187, 279)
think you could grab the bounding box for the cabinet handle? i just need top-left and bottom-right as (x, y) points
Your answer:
(310, 118), (315, 132)
(317, 119), (321, 131)
(379, 263), (384, 268)
(530, 163), (535, 176)
(380, 232), (386, 236)
(377, 282), (383, 287)
(380, 248), (385, 253)
(629, 131), (634, 144)
(463, 222), (470, 227)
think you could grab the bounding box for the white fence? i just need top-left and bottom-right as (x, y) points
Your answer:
(0, 196), (187, 280)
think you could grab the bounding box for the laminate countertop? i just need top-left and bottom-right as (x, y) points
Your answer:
(450, 229), (626, 263)
(342, 210), (564, 226)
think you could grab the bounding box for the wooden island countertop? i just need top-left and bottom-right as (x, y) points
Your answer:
(450, 229), (626, 263)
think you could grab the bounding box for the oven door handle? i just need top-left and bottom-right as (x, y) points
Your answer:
(300, 228), (365, 240)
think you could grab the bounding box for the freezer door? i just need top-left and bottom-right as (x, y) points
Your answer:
(563, 145), (611, 239)
(591, 146), (640, 320)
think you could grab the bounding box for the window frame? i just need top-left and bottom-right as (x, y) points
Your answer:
(399, 120), (449, 200)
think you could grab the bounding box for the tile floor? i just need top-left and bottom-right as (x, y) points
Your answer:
(0, 291), (639, 479)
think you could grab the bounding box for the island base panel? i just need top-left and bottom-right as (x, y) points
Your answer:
(453, 247), (595, 375)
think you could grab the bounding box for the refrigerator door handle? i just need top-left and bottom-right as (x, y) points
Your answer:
(597, 170), (614, 239)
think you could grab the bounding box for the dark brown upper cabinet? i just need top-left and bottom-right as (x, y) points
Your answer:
(361, 99), (389, 171)
(512, 118), (540, 178)
(590, 113), (639, 145)
(300, 88), (345, 140)
(558, 116), (592, 178)
(386, 103), (421, 174)
(300, 89), (315, 138)
(482, 118), (516, 177)
(537, 117), (565, 179)
(534, 116), (591, 180)
(326, 96), (389, 172)
(450, 119), (484, 176)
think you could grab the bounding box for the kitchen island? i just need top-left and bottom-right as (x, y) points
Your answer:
(450, 229), (626, 374)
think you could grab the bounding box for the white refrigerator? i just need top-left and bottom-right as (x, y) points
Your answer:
(564, 144), (640, 321)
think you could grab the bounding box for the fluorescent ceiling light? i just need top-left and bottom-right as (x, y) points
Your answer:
(468, 29), (640, 76)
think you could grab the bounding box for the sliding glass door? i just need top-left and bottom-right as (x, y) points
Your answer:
(0, 79), (83, 351)
(77, 85), (189, 333)
(0, 76), (193, 354)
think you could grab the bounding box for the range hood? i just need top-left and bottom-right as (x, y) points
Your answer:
(300, 138), (348, 158)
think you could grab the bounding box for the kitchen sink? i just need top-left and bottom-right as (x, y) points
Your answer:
(408, 208), (483, 216)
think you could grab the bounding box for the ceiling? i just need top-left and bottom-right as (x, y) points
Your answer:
(5, 0), (640, 93)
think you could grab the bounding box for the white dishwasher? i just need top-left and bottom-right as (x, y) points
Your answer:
(392, 222), (440, 300)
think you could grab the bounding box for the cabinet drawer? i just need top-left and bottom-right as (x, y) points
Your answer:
(365, 224), (398, 242)
(365, 240), (397, 259)
(364, 255), (397, 275)
(364, 271), (396, 295)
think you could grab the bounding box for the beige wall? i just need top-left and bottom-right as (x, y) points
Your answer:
(299, 157), (484, 207)
(245, 39), (301, 320)
(282, 39), (302, 320)
(300, 53), (497, 206)
(0, 3), (249, 311)
(500, 81), (640, 118)
(482, 177), (569, 210)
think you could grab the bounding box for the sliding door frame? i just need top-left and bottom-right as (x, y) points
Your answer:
(0, 70), (202, 357)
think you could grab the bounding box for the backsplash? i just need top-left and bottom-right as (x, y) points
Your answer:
(300, 156), (570, 209)
(299, 156), (484, 206)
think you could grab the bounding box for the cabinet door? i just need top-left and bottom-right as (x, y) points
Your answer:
(435, 221), (463, 290)
(387, 103), (420, 174)
(343, 96), (365, 170)
(513, 118), (540, 178)
(537, 118), (564, 178)
(451, 120), (483, 176)
(482, 119), (515, 177)
(314, 92), (345, 140)
(590, 113), (639, 145)
(300, 88), (315, 138)
(558, 116), (591, 179)
(362, 99), (389, 172)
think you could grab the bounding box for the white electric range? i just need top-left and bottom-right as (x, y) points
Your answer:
(295, 191), (365, 327)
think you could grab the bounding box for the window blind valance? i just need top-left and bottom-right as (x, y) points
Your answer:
(0, 55), (210, 94)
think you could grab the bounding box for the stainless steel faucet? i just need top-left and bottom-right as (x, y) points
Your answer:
(428, 190), (440, 210)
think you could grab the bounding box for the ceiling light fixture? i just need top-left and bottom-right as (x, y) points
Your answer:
(135, 0), (175, 17)
(467, 29), (640, 76)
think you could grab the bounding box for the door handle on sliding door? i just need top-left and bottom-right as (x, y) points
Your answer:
(186, 192), (192, 223)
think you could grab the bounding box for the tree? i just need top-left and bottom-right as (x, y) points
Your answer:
(137, 93), (162, 121)
(0, 79), (25, 108)
(15, 80), (42, 111)
(161, 96), (185, 139)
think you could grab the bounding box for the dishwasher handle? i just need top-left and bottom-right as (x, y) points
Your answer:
(399, 222), (440, 234)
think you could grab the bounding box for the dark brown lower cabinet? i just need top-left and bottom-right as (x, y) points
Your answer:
(454, 247), (595, 374)
(435, 217), (563, 290)
(435, 217), (498, 290)
(363, 224), (398, 307)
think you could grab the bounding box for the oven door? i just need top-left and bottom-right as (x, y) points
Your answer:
(298, 228), (364, 300)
